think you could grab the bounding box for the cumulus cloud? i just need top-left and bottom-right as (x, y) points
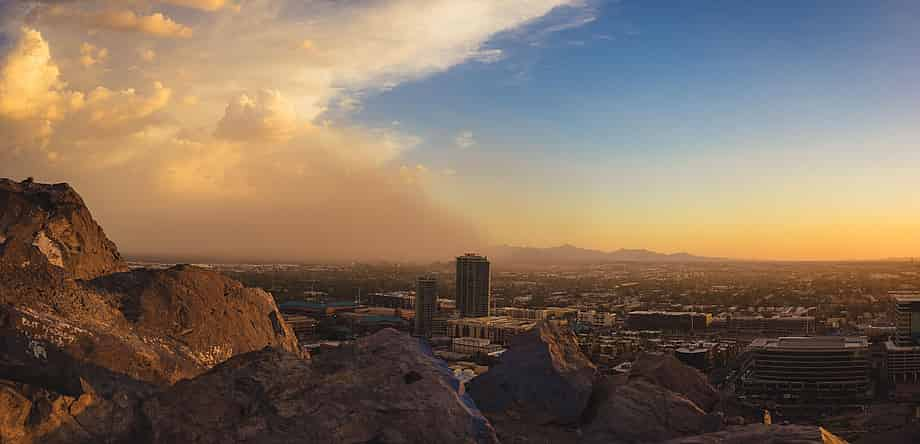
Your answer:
(0, 27), (65, 120)
(31, 6), (193, 39)
(0, 0), (592, 261)
(215, 90), (298, 142)
(67, 81), (172, 133)
(0, 27), (77, 155)
(139, 48), (156, 62)
(159, 0), (231, 12)
(79, 42), (108, 67)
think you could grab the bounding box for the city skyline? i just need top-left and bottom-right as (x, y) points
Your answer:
(1, 1), (920, 261)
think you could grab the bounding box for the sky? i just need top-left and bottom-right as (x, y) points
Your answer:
(1, 0), (919, 261)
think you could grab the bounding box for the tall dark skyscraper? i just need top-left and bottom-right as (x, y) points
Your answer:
(456, 253), (490, 318)
(415, 276), (438, 337)
(895, 295), (920, 346)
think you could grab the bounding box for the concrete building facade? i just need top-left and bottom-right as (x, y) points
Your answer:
(415, 276), (438, 338)
(740, 336), (871, 405)
(456, 253), (491, 318)
(626, 311), (711, 332)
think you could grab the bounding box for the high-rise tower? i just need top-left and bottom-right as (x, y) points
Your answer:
(456, 253), (490, 318)
(415, 276), (438, 337)
(895, 296), (920, 347)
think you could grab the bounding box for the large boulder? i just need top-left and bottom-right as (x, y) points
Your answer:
(657, 424), (849, 444)
(0, 178), (127, 280)
(469, 321), (597, 426)
(581, 378), (711, 444)
(0, 380), (141, 444)
(0, 179), (301, 389)
(88, 265), (302, 370)
(0, 178), (303, 444)
(630, 353), (721, 412)
(1, 264), (302, 391)
(143, 328), (499, 444)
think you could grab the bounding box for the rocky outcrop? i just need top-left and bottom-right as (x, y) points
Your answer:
(1, 265), (301, 391)
(0, 178), (303, 444)
(630, 353), (721, 412)
(0, 380), (142, 444)
(581, 378), (712, 444)
(144, 329), (499, 444)
(469, 321), (597, 426)
(88, 265), (302, 370)
(0, 178), (127, 280)
(658, 424), (849, 444)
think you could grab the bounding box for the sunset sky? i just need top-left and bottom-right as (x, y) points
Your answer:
(1, 1), (919, 261)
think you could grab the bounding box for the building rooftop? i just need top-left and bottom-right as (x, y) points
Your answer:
(457, 253), (489, 261)
(279, 300), (357, 310)
(885, 340), (920, 351)
(628, 310), (709, 316)
(749, 336), (868, 351)
(448, 316), (537, 329)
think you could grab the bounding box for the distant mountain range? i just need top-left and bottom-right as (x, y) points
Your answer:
(485, 244), (721, 265)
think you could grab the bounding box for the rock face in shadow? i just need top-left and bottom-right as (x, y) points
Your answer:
(581, 378), (711, 444)
(465, 321), (597, 444)
(144, 329), (499, 444)
(0, 178), (301, 444)
(469, 321), (597, 426)
(658, 424), (849, 444)
(630, 353), (721, 412)
(0, 380), (142, 444)
(0, 178), (127, 280)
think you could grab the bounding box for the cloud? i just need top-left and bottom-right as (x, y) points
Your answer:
(139, 48), (156, 62)
(215, 90), (298, 143)
(455, 130), (476, 149)
(0, 27), (65, 121)
(0, 0), (594, 261)
(159, 0), (231, 12)
(0, 27), (77, 154)
(69, 81), (172, 133)
(30, 6), (193, 39)
(79, 42), (108, 67)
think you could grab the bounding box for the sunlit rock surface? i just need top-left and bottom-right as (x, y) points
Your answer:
(144, 329), (498, 444)
(658, 424), (849, 444)
(0, 178), (127, 280)
(0, 178), (301, 444)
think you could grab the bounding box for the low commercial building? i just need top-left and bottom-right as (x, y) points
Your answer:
(279, 300), (359, 318)
(447, 316), (538, 346)
(626, 311), (711, 332)
(338, 307), (412, 335)
(281, 314), (318, 341)
(675, 347), (711, 371)
(740, 336), (871, 405)
(367, 291), (414, 310)
(451, 337), (504, 356)
(578, 310), (617, 328)
(493, 307), (577, 321)
(726, 316), (816, 336)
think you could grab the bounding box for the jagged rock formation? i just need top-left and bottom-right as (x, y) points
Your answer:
(467, 321), (597, 443)
(581, 378), (714, 444)
(629, 353), (721, 412)
(658, 424), (849, 444)
(0, 380), (142, 444)
(469, 321), (597, 426)
(143, 328), (498, 444)
(0, 178), (127, 280)
(0, 178), (301, 444)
